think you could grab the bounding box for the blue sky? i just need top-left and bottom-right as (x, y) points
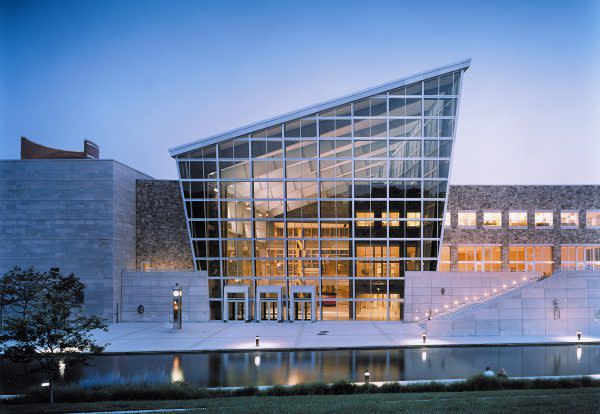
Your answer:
(1, 0), (599, 183)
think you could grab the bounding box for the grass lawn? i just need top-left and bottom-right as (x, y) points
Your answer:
(4, 387), (600, 414)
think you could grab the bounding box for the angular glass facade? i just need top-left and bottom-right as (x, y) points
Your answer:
(173, 64), (466, 321)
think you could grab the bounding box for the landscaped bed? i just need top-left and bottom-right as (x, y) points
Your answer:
(3, 387), (600, 414)
(3, 375), (600, 412)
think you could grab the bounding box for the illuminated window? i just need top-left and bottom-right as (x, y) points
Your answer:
(534, 211), (553, 228)
(586, 211), (600, 228)
(483, 211), (501, 228)
(382, 212), (400, 227)
(457, 211), (476, 228)
(561, 245), (600, 270)
(561, 211), (579, 228)
(438, 245), (451, 271)
(406, 211), (421, 227)
(509, 245), (553, 277)
(444, 211), (451, 227)
(356, 212), (374, 227)
(509, 211), (527, 227)
(457, 245), (502, 272)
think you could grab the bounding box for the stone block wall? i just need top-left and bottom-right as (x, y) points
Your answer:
(0, 159), (150, 321)
(136, 180), (194, 270)
(404, 271), (539, 322)
(444, 185), (600, 272)
(121, 270), (209, 321)
(424, 271), (600, 337)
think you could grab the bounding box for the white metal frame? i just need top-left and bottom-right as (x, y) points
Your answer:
(289, 285), (316, 322)
(171, 64), (470, 322)
(255, 285), (283, 322)
(223, 285), (250, 322)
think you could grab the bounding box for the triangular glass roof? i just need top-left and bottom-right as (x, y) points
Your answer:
(169, 59), (470, 157)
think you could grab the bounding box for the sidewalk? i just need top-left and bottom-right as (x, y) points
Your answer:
(93, 322), (600, 353)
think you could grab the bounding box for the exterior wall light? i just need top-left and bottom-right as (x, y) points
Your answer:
(256, 335), (260, 347)
(421, 351), (427, 361)
(41, 382), (50, 387)
(577, 346), (582, 361)
(577, 331), (582, 341)
(172, 283), (183, 330)
(254, 355), (261, 366)
(364, 369), (370, 383)
(422, 332), (427, 343)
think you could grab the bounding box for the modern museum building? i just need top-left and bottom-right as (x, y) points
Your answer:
(2, 60), (600, 335)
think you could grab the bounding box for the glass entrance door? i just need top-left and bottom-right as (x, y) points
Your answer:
(260, 300), (279, 321)
(295, 300), (311, 320)
(228, 301), (245, 321)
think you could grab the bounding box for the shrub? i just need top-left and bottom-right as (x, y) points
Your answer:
(7, 375), (600, 404)
(379, 382), (402, 393)
(464, 374), (505, 391)
(263, 385), (289, 396)
(330, 380), (356, 395)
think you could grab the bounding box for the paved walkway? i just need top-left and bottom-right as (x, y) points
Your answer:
(94, 322), (600, 353)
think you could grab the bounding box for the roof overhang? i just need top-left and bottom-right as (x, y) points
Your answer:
(169, 59), (471, 158)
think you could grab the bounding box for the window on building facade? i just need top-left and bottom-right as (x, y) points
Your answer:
(444, 211), (451, 227)
(534, 212), (553, 228)
(561, 245), (600, 270)
(175, 69), (465, 321)
(509, 211), (527, 227)
(508, 245), (553, 277)
(561, 211), (579, 228)
(457, 211), (476, 228)
(586, 211), (600, 228)
(483, 211), (501, 228)
(457, 245), (502, 272)
(438, 245), (451, 271)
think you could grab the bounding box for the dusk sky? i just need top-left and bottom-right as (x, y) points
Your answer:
(1, 0), (599, 183)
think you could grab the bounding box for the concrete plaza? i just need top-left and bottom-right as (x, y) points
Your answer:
(93, 322), (600, 353)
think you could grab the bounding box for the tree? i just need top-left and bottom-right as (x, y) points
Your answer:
(0, 267), (109, 404)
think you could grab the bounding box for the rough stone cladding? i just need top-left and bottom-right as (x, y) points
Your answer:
(136, 180), (193, 270)
(444, 185), (600, 272)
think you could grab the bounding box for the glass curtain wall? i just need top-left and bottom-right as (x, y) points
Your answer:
(176, 71), (463, 321)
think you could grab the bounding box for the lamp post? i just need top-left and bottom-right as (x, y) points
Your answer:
(172, 283), (183, 330)
(422, 332), (427, 343)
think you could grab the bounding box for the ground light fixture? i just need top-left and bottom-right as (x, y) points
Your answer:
(256, 335), (260, 347)
(577, 331), (582, 341)
(422, 332), (427, 343)
(364, 370), (370, 383)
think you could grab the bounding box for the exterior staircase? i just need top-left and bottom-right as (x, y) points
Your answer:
(418, 273), (552, 332)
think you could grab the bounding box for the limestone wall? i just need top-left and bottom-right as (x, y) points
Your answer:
(121, 270), (209, 321)
(0, 159), (151, 321)
(404, 271), (539, 322)
(424, 271), (600, 337)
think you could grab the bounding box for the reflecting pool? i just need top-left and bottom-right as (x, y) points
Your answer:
(1, 345), (599, 393)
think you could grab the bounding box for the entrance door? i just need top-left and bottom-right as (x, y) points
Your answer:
(294, 294), (312, 321)
(289, 285), (316, 322)
(223, 286), (250, 322)
(255, 286), (283, 322)
(261, 299), (279, 320)
(227, 298), (246, 321)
